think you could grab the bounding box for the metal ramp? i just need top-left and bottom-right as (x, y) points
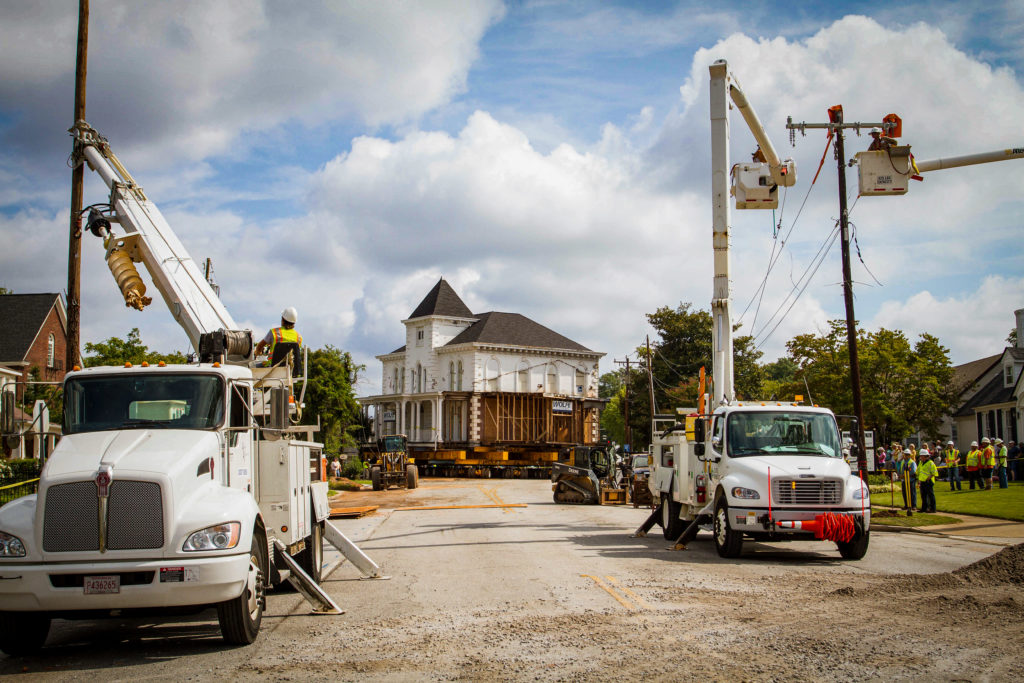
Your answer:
(324, 520), (390, 580)
(273, 539), (344, 614)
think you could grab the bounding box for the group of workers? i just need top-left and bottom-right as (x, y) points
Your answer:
(877, 437), (1016, 513)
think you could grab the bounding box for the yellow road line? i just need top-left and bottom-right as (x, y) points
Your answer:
(479, 486), (513, 514)
(394, 504), (527, 511)
(605, 576), (652, 610)
(581, 574), (636, 611)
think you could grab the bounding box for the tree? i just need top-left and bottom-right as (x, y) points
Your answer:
(83, 328), (187, 366)
(301, 345), (363, 455)
(0, 287), (11, 295)
(23, 367), (63, 426)
(785, 321), (956, 445)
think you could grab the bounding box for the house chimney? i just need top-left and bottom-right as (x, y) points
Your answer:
(1016, 308), (1024, 348)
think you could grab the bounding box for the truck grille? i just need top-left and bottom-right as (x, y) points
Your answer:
(43, 480), (164, 552)
(772, 479), (841, 505)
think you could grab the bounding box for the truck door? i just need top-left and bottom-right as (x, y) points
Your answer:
(227, 382), (254, 493)
(709, 414), (724, 484)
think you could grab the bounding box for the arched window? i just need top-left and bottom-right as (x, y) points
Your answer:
(486, 358), (500, 392)
(393, 368), (399, 394)
(575, 368), (585, 395)
(400, 368), (406, 393)
(517, 362), (530, 392)
(415, 363), (422, 393)
(457, 361), (464, 391)
(546, 364), (558, 393)
(47, 334), (55, 368)
(449, 361), (455, 390)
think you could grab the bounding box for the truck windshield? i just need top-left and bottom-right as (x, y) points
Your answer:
(726, 411), (840, 458)
(64, 374), (225, 434)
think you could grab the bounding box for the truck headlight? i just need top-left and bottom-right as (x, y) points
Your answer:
(731, 487), (760, 500)
(183, 522), (241, 551)
(0, 531), (26, 557)
(852, 488), (867, 500)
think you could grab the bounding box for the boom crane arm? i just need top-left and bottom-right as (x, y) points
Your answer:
(72, 122), (253, 363)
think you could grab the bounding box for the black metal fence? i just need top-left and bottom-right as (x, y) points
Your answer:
(0, 478), (40, 505)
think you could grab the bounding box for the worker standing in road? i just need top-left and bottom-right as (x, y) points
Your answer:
(995, 437), (1009, 489)
(980, 437), (995, 490)
(255, 306), (303, 367)
(917, 449), (938, 513)
(943, 441), (961, 491)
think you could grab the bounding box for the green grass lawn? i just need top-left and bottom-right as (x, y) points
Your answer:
(870, 507), (962, 527)
(870, 480), (1024, 522)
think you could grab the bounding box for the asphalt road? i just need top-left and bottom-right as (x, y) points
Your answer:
(1, 478), (1016, 681)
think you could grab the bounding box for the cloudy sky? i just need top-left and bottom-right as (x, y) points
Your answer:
(2, 0), (1023, 396)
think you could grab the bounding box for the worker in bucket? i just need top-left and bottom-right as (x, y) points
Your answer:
(255, 306), (303, 367)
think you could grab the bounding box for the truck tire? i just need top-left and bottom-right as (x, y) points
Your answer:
(0, 612), (50, 656)
(713, 498), (744, 558)
(837, 528), (870, 560)
(370, 466), (382, 491)
(217, 530), (267, 645)
(296, 520), (324, 583)
(406, 464), (419, 489)
(661, 494), (683, 540)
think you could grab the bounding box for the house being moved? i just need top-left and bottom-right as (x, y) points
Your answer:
(358, 279), (605, 475)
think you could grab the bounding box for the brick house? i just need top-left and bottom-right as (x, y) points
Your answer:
(0, 293), (73, 394)
(358, 279), (605, 468)
(0, 293), (75, 459)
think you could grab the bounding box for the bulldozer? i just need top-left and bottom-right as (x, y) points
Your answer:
(550, 445), (614, 504)
(360, 433), (419, 491)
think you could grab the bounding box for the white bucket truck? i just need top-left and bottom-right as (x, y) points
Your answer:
(644, 61), (869, 559)
(0, 123), (340, 655)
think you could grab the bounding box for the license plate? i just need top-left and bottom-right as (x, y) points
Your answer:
(84, 575), (120, 594)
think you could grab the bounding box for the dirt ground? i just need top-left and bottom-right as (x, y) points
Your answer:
(3, 480), (1021, 681)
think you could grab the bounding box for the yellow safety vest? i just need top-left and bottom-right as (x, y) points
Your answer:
(917, 459), (938, 483)
(944, 449), (958, 467)
(997, 446), (1008, 466)
(982, 446), (995, 467)
(966, 450), (979, 467)
(268, 327), (302, 360)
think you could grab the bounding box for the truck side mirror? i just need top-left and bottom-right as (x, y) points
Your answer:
(694, 443), (706, 457)
(694, 417), (706, 443)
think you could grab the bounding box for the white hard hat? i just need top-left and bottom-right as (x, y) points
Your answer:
(903, 448), (911, 455)
(281, 306), (298, 324)
(971, 441), (978, 447)
(947, 440), (954, 446)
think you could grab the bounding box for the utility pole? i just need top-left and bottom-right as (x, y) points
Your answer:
(66, 0), (89, 372)
(787, 109), (896, 480)
(614, 358), (632, 450)
(645, 336), (656, 418)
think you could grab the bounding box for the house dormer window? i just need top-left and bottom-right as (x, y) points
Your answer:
(47, 334), (55, 368)
(416, 329), (424, 347)
(1006, 364), (1014, 386)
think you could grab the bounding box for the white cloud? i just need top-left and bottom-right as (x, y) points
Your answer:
(871, 276), (1024, 364)
(0, 0), (505, 166)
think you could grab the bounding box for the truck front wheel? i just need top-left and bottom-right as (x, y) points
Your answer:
(406, 464), (419, 489)
(217, 530), (267, 645)
(370, 466), (382, 491)
(837, 527), (870, 560)
(713, 498), (744, 558)
(0, 611), (50, 656)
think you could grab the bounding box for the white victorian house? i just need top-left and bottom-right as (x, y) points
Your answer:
(359, 279), (605, 454)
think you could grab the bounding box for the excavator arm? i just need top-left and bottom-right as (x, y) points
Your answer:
(72, 122), (253, 363)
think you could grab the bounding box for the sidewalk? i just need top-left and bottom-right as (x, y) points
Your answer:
(874, 508), (1024, 542)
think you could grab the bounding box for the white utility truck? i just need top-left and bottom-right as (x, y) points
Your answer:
(645, 61), (870, 559)
(0, 123), (338, 655)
